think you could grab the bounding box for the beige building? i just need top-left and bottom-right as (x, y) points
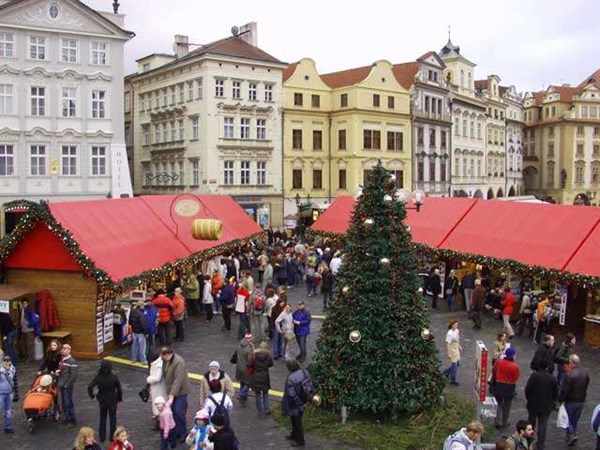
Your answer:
(126, 23), (286, 227)
(523, 69), (600, 205)
(282, 59), (412, 218)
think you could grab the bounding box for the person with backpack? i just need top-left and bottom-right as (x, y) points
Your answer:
(203, 379), (233, 426)
(442, 421), (484, 450)
(282, 359), (314, 447)
(504, 420), (535, 449)
(199, 361), (235, 406)
(248, 282), (267, 343)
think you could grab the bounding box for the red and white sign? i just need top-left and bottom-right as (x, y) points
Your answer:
(474, 340), (488, 402)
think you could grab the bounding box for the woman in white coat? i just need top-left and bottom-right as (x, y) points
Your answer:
(146, 354), (167, 418)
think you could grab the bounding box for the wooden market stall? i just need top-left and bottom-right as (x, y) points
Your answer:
(0, 195), (262, 359)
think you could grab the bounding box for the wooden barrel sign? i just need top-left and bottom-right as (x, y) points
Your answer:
(191, 219), (223, 240)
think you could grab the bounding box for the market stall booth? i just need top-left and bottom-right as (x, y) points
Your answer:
(311, 196), (600, 344)
(0, 195), (262, 359)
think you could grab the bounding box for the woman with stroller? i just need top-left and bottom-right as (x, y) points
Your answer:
(38, 339), (61, 375)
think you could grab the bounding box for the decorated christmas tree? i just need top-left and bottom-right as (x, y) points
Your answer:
(310, 162), (445, 418)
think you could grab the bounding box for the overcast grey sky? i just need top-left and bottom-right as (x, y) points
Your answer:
(86, 0), (599, 93)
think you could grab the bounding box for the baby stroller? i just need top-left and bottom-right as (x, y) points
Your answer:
(22, 373), (60, 432)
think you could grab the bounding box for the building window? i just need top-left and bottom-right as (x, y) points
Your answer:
(294, 92), (303, 106)
(30, 145), (46, 176)
(178, 161), (184, 185)
(169, 121), (176, 142)
(91, 90), (106, 118)
(429, 161), (436, 181)
(0, 32), (14, 57)
(338, 129), (346, 150)
(30, 36), (46, 59)
(161, 89), (168, 107)
(248, 83), (257, 101)
(62, 87), (76, 117)
(341, 93), (348, 107)
(338, 169), (347, 190)
(311, 94), (320, 108)
(576, 143), (584, 157)
(256, 161), (266, 185)
(454, 118), (459, 136)
(264, 85), (273, 102)
(178, 119), (184, 140)
(142, 124), (150, 145)
(592, 164), (600, 184)
(215, 79), (224, 97)
(223, 161), (234, 185)
(232, 81), (241, 99)
(91, 42), (107, 65)
(391, 170), (404, 188)
(124, 92), (130, 113)
(429, 129), (436, 147)
(575, 163), (585, 184)
(387, 131), (404, 151)
(61, 145), (77, 176)
(31, 86), (45, 116)
(240, 161), (251, 185)
(0, 144), (14, 176)
(192, 160), (199, 186)
(462, 119), (467, 137)
(292, 169), (303, 189)
(224, 117), (234, 138)
(186, 82), (194, 102)
(440, 160), (447, 182)
(417, 160), (424, 181)
(477, 122), (482, 140)
(373, 94), (380, 107)
(91, 146), (107, 175)
(441, 130), (447, 149)
(196, 79), (203, 100)
(240, 118), (251, 139)
(470, 121), (474, 139)
(313, 169), (322, 189)
(154, 124), (161, 144)
(388, 96), (395, 109)
(256, 119), (267, 140)
(292, 129), (302, 149)
(313, 130), (322, 150)
(0, 84), (13, 114)
(547, 162), (555, 187)
(61, 38), (77, 63)
(170, 87), (176, 105)
(417, 127), (424, 146)
(191, 117), (199, 140)
(363, 130), (381, 150)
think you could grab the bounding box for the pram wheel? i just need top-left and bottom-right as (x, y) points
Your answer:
(27, 418), (34, 433)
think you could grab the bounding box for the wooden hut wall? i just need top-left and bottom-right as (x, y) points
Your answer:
(5, 268), (100, 358)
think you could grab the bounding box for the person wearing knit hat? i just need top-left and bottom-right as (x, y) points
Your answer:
(493, 344), (521, 430)
(250, 339), (274, 414)
(153, 396), (176, 449)
(234, 333), (255, 404)
(198, 360), (234, 406)
(185, 409), (211, 450)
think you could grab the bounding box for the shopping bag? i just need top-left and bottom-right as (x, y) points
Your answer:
(557, 404), (569, 429)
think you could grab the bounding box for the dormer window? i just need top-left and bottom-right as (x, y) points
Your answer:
(49, 4), (59, 19)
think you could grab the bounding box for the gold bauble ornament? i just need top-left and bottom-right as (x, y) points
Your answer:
(383, 194), (393, 203)
(417, 287), (424, 293)
(380, 257), (390, 265)
(421, 329), (431, 340)
(342, 286), (350, 295)
(364, 218), (374, 226)
(312, 394), (322, 406)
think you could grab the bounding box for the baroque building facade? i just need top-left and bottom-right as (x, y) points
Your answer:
(522, 70), (600, 205)
(282, 59), (412, 218)
(126, 23), (286, 227)
(0, 0), (133, 213)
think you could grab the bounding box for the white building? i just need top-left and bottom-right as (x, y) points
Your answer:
(126, 23), (286, 228)
(0, 0), (134, 210)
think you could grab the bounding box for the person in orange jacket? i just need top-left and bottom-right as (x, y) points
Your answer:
(152, 289), (174, 346)
(172, 288), (186, 342)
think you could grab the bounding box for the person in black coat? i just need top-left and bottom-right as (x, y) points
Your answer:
(87, 360), (123, 443)
(529, 334), (555, 373)
(208, 413), (238, 450)
(525, 358), (558, 450)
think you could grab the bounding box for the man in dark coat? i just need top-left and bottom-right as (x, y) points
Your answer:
(428, 268), (441, 309)
(87, 360), (123, 443)
(249, 342), (274, 414)
(559, 354), (590, 446)
(282, 359), (309, 447)
(525, 358), (558, 450)
(529, 334), (555, 373)
(470, 279), (486, 329)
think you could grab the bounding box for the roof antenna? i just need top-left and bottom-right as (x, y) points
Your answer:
(112, 0), (120, 14)
(448, 25), (451, 40)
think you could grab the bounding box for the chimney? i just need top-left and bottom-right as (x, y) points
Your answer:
(174, 35), (189, 58)
(239, 22), (257, 47)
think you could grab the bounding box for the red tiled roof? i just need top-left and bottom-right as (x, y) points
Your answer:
(391, 62), (419, 90)
(283, 62), (298, 81)
(182, 36), (282, 64)
(320, 64), (373, 88)
(577, 68), (600, 88)
(417, 51), (438, 61)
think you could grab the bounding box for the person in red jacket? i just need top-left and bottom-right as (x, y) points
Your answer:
(493, 347), (521, 430)
(152, 289), (174, 346)
(501, 287), (515, 339)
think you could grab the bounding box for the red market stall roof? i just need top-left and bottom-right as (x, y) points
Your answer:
(1, 195), (262, 290)
(312, 196), (477, 248)
(311, 196), (600, 282)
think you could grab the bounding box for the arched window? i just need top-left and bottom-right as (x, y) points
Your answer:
(467, 73), (472, 89)
(460, 70), (465, 87)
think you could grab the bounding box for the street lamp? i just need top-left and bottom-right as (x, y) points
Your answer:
(394, 188), (426, 212)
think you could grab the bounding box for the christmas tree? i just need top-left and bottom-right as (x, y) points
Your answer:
(310, 162), (445, 418)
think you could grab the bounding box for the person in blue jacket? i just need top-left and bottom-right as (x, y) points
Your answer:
(292, 301), (312, 363)
(143, 299), (159, 357)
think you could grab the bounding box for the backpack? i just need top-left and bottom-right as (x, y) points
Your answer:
(442, 430), (471, 450)
(252, 291), (266, 315)
(297, 369), (315, 404)
(208, 394), (230, 426)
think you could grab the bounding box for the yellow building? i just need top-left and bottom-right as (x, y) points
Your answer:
(282, 59), (412, 219)
(523, 69), (600, 205)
